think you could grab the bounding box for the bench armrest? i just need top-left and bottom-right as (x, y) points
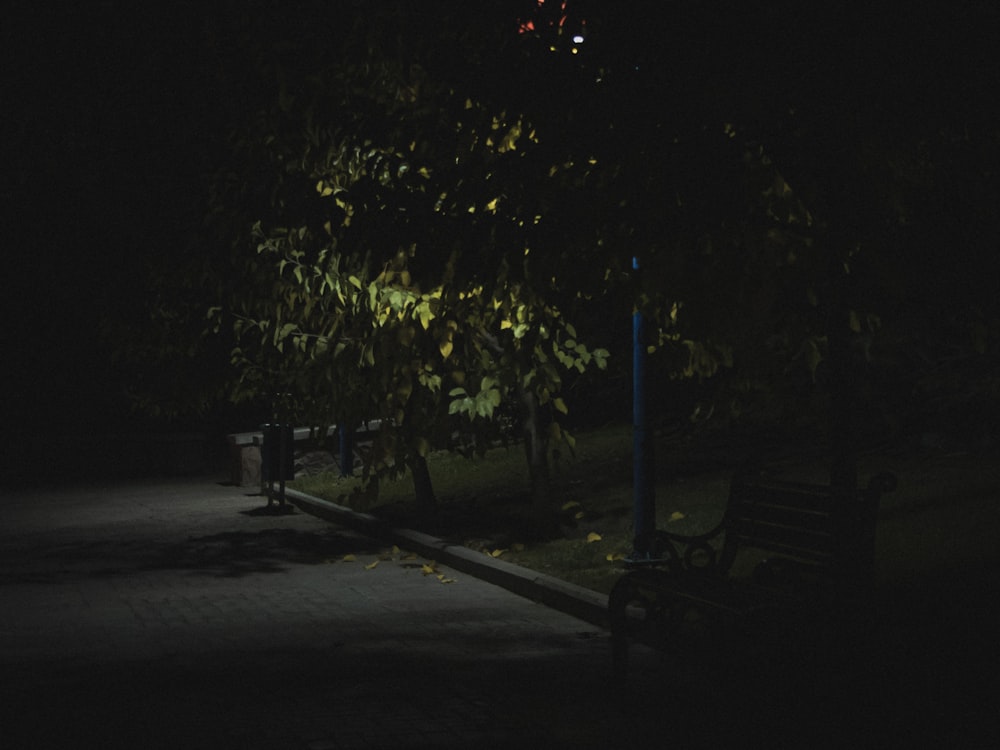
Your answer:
(633, 521), (729, 573)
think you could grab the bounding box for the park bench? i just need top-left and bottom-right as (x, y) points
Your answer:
(608, 465), (897, 677)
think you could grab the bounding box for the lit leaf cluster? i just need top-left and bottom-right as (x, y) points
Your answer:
(205, 7), (614, 499)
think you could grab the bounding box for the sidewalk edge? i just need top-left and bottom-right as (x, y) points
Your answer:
(285, 488), (609, 629)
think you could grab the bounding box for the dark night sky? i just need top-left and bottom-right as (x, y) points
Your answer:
(4, 3), (226, 431)
(1, 1), (514, 437)
(3, 1), (999, 451)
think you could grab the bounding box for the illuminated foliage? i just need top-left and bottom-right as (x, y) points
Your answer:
(200, 2), (613, 515)
(128, 0), (1000, 509)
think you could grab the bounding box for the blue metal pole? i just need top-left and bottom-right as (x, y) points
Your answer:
(632, 257), (655, 558)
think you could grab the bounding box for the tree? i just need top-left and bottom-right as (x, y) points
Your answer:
(194, 1), (612, 524)
(629, 0), (1000, 471)
(125, 0), (999, 527)
(511, 0), (1000, 471)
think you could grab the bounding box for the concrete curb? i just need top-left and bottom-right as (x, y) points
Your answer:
(285, 488), (610, 629)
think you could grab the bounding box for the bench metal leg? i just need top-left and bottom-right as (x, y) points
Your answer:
(609, 570), (669, 679)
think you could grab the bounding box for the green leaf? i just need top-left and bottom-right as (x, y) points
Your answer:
(415, 437), (430, 457)
(804, 337), (824, 381)
(417, 302), (434, 330)
(563, 430), (576, 450)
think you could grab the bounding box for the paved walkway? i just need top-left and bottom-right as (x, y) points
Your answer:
(2, 474), (997, 748)
(0, 476), (667, 749)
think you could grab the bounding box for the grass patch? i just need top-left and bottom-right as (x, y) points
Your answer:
(291, 422), (1000, 595)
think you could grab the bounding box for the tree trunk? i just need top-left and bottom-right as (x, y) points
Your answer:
(520, 386), (558, 536)
(826, 249), (872, 586)
(827, 256), (860, 495)
(408, 453), (436, 517)
(828, 324), (859, 493)
(475, 328), (558, 535)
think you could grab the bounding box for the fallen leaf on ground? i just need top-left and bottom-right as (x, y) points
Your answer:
(490, 548), (506, 558)
(437, 574), (456, 584)
(562, 501), (581, 512)
(606, 552), (626, 562)
(365, 560), (379, 570)
(421, 562), (438, 575)
(342, 554), (357, 562)
(668, 511), (686, 522)
(586, 532), (603, 543)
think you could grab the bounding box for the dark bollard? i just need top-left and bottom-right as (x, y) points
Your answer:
(261, 423), (294, 505)
(338, 425), (354, 478)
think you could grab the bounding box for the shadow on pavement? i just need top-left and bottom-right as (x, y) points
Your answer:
(2, 622), (996, 750)
(0, 527), (382, 583)
(240, 504), (300, 516)
(147, 527), (384, 578)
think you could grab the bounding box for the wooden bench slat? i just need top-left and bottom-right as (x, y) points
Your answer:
(729, 519), (836, 557)
(736, 483), (839, 511)
(730, 501), (835, 532)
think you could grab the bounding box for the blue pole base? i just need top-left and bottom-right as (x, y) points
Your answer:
(623, 550), (675, 569)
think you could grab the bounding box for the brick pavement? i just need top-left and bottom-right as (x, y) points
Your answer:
(0, 476), (676, 749)
(3, 475), (996, 748)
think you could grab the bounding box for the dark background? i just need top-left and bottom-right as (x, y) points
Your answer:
(3, 1), (998, 481)
(4, 2), (240, 479)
